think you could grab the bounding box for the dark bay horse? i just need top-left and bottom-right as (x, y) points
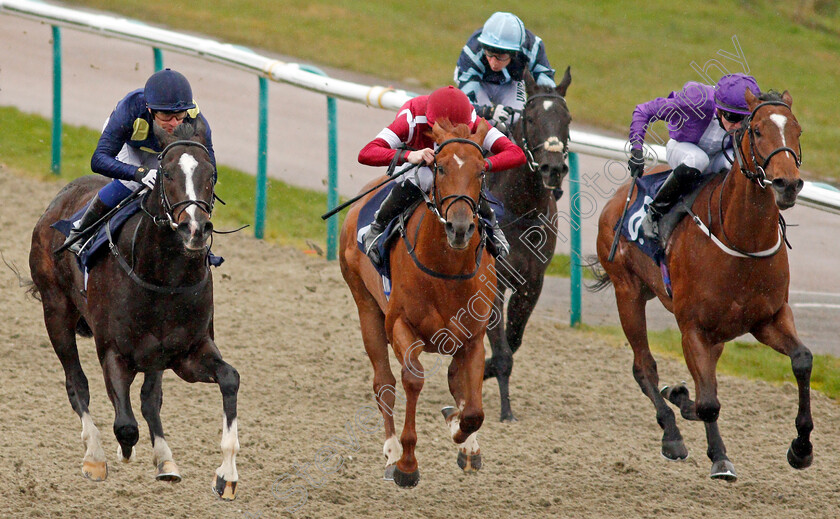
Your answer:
(340, 119), (494, 487)
(29, 120), (241, 500)
(484, 67), (572, 422)
(592, 90), (811, 480)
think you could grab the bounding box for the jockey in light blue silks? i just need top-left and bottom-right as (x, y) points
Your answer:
(627, 73), (761, 240)
(62, 68), (215, 254)
(454, 12), (556, 130)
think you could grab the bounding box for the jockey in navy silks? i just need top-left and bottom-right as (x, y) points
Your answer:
(62, 68), (216, 254)
(357, 85), (526, 268)
(627, 73), (761, 240)
(454, 12), (556, 132)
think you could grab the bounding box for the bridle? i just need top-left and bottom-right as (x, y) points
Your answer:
(420, 137), (486, 225)
(142, 140), (216, 229)
(729, 100), (802, 188)
(517, 93), (570, 173)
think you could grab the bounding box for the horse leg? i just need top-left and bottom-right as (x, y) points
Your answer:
(42, 293), (108, 481)
(390, 317), (423, 488)
(172, 338), (240, 500)
(681, 328), (734, 480)
(615, 284), (687, 461)
(484, 285), (518, 422)
(99, 349), (139, 463)
(751, 303), (813, 470)
(442, 340), (486, 472)
(357, 299), (400, 480)
(140, 371), (181, 482)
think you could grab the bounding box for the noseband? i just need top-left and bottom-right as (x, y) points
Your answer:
(730, 101), (802, 188)
(144, 140), (216, 228)
(518, 93), (570, 173)
(422, 138), (486, 224)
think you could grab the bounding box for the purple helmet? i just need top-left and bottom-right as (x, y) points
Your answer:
(714, 73), (760, 115)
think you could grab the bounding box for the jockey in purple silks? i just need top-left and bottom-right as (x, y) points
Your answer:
(628, 73), (760, 240)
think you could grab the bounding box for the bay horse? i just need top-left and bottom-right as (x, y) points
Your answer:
(28, 120), (241, 500)
(484, 67), (572, 422)
(340, 119), (494, 487)
(592, 89), (811, 480)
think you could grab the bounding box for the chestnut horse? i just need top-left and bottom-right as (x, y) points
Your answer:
(29, 120), (241, 499)
(340, 119), (494, 487)
(484, 67), (572, 422)
(592, 90), (811, 480)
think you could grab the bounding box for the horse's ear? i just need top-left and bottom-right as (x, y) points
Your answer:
(152, 121), (177, 148)
(745, 88), (760, 110)
(190, 116), (207, 144)
(782, 90), (793, 108)
(524, 69), (537, 96)
(556, 66), (572, 97)
(432, 120), (447, 142)
(472, 118), (490, 145)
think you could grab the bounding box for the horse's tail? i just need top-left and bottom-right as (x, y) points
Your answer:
(1, 249), (40, 300)
(583, 254), (613, 292)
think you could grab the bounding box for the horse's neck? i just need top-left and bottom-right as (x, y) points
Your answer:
(717, 165), (780, 246)
(488, 164), (548, 215)
(127, 204), (206, 284)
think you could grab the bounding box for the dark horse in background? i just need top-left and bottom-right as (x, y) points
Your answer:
(29, 120), (241, 500)
(592, 89), (812, 480)
(484, 67), (572, 422)
(341, 120), (494, 487)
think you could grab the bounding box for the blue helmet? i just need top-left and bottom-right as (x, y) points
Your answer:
(714, 73), (760, 115)
(144, 68), (195, 112)
(477, 12), (525, 53)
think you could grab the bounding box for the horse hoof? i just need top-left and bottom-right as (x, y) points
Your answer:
(787, 441), (813, 470)
(660, 382), (688, 403)
(82, 461), (108, 481)
(212, 474), (237, 501)
(661, 440), (688, 461)
(392, 467), (420, 488)
(499, 413), (518, 423)
(710, 459), (737, 481)
(457, 451), (482, 472)
(441, 406), (458, 421)
(156, 461), (182, 482)
(383, 464), (396, 481)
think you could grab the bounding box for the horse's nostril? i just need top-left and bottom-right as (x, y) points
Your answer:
(772, 178), (787, 190)
(203, 221), (213, 236)
(445, 221), (454, 233)
(467, 222), (476, 234)
(796, 179), (805, 193)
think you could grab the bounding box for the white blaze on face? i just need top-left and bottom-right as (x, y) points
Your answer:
(216, 417), (240, 481)
(453, 154), (465, 169)
(542, 100), (554, 111)
(769, 114), (790, 158)
(178, 152), (201, 230)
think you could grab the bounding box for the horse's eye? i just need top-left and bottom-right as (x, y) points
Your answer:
(436, 165), (445, 175)
(753, 128), (762, 137)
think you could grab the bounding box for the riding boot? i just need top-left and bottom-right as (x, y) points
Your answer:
(640, 163), (702, 241)
(63, 193), (111, 255)
(363, 181), (423, 267)
(479, 198), (509, 259)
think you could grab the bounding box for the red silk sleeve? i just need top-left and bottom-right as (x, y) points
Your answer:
(486, 135), (526, 172)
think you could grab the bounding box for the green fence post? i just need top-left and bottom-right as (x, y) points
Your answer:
(51, 25), (62, 176)
(153, 48), (164, 71)
(298, 64), (339, 260)
(569, 152), (582, 327)
(254, 77), (269, 239)
(326, 97), (339, 260)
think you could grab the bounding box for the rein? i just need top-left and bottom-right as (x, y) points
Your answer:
(516, 93), (570, 174)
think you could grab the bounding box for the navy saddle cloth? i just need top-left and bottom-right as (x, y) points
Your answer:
(52, 197), (223, 272)
(356, 181), (503, 284)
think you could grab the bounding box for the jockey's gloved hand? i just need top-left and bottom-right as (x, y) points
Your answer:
(134, 167), (158, 189)
(407, 148), (434, 166)
(491, 104), (515, 125)
(629, 149), (645, 178)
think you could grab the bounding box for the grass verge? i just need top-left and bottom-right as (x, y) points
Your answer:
(585, 325), (840, 401)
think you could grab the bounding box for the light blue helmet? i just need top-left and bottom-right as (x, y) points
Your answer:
(477, 12), (525, 53)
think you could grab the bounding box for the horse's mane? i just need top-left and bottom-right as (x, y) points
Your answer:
(758, 90), (785, 103)
(173, 121), (198, 140)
